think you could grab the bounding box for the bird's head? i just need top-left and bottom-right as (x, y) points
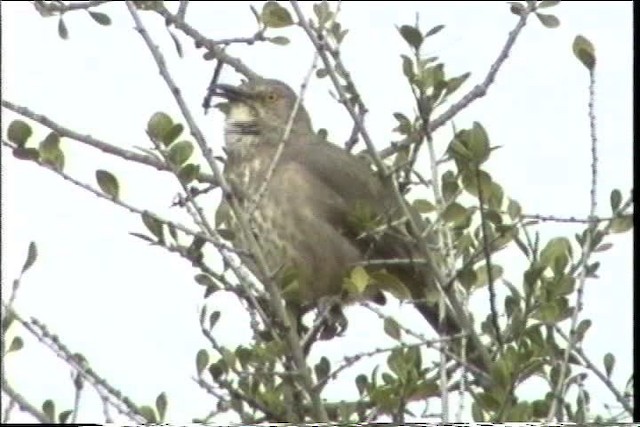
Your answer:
(209, 78), (313, 148)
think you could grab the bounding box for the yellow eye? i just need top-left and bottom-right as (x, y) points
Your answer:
(265, 91), (278, 102)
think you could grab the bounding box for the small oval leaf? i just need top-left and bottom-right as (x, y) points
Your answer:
(572, 35), (596, 71)
(141, 212), (164, 242)
(398, 25), (423, 50)
(21, 241), (38, 274)
(167, 140), (194, 168)
(95, 170), (120, 199)
(7, 120), (33, 147)
(603, 352), (615, 378)
(42, 399), (55, 422)
(269, 36), (290, 46)
(535, 13), (560, 28)
(147, 112), (173, 142)
(261, 1), (293, 28)
(383, 317), (402, 341)
(609, 189), (622, 213)
(88, 11), (112, 25)
(138, 405), (157, 423)
(177, 163), (200, 185)
(155, 392), (167, 422)
(58, 17), (69, 39)
(196, 349), (209, 376)
(162, 123), (184, 146)
(8, 336), (24, 353)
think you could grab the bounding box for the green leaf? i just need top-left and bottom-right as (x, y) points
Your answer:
(42, 399), (56, 422)
(95, 170), (120, 199)
(471, 402), (485, 421)
(313, 1), (332, 27)
(474, 264), (504, 288)
(412, 199), (435, 214)
(398, 25), (423, 50)
(442, 202), (468, 225)
(58, 410), (73, 424)
(536, 12), (560, 28)
(177, 163), (200, 185)
(139, 405), (157, 423)
(424, 24), (445, 38)
(8, 336), (23, 353)
(147, 112), (173, 142)
(195, 273), (216, 288)
(508, 2), (526, 16)
(141, 212), (164, 242)
(39, 132), (65, 171)
(461, 168), (493, 198)
(58, 17), (69, 39)
(603, 352), (615, 378)
(370, 270), (411, 300)
(467, 122), (490, 164)
(383, 317), (401, 340)
(400, 54), (414, 81)
(167, 140), (194, 168)
(88, 11), (111, 25)
(457, 267), (477, 289)
(155, 392), (167, 422)
(13, 147), (40, 161)
(196, 349), (209, 376)
(314, 356), (330, 381)
(572, 35), (596, 71)
(209, 311), (221, 329)
(610, 214), (633, 234)
(540, 237), (572, 268)
(445, 72), (470, 96)
(162, 123), (184, 146)
(315, 68), (329, 79)
(609, 189), (622, 213)
(261, 1), (293, 28)
(208, 360), (226, 381)
(349, 266), (370, 294)
(538, 0), (560, 8)
(22, 241), (38, 274)
(269, 36), (290, 45)
(355, 374), (368, 396)
(575, 319), (591, 342)
(7, 120), (33, 147)
(507, 198), (522, 220)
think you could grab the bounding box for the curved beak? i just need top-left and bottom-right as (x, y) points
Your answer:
(207, 83), (253, 101)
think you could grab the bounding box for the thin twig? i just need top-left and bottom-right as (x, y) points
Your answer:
(1, 378), (51, 424)
(377, 5), (535, 160)
(547, 58), (599, 423)
(125, 3), (327, 420)
(1, 99), (219, 185)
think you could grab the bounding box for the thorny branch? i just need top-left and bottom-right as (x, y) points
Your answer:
(377, 3), (535, 160)
(1, 99), (220, 185)
(125, 2), (328, 421)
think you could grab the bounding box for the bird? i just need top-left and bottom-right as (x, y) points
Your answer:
(208, 77), (487, 371)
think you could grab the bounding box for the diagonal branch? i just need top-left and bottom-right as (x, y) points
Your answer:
(1, 99), (220, 185)
(377, 5), (535, 160)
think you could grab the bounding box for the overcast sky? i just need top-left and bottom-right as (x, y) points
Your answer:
(1, 1), (632, 423)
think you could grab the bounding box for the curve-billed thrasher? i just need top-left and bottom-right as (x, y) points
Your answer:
(210, 78), (483, 368)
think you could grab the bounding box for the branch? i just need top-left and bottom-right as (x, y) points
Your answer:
(152, 6), (260, 80)
(1, 99), (220, 185)
(1, 378), (50, 424)
(33, 0), (111, 14)
(125, 2), (327, 421)
(377, 5), (534, 160)
(547, 57), (600, 423)
(1, 139), (240, 256)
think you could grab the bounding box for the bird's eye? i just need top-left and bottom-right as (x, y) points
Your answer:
(265, 91), (278, 102)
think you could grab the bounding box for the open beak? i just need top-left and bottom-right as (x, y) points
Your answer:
(207, 83), (253, 102)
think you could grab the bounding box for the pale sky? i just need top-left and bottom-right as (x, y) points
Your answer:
(1, 1), (632, 423)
